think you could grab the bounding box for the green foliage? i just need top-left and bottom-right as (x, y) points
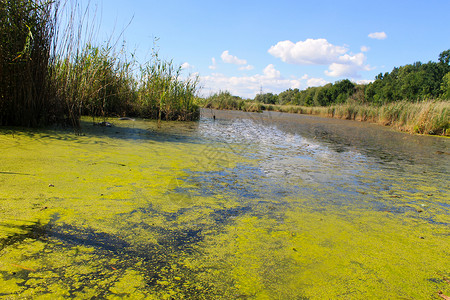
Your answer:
(254, 92), (278, 104)
(441, 72), (450, 99)
(269, 49), (450, 107)
(439, 50), (450, 65)
(0, 0), (200, 128)
(0, 0), (58, 126)
(275, 80), (355, 107)
(364, 50), (450, 103)
(138, 54), (199, 121)
(52, 44), (137, 125)
(200, 91), (261, 112)
(278, 88), (300, 105)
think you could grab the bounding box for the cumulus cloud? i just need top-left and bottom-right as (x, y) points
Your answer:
(181, 62), (191, 70)
(356, 79), (374, 85)
(301, 75), (329, 87)
(268, 38), (347, 65)
(209, 57), (217, 70)
(325, 63), (359, 77)
(239, 64), (254, 71)
(268, 38), (371, 78)
(221, 50), (247, 65)
(263, 64), (281, 78)
(325, 53), (372, 77)
(200, 60), (370, 98)
(360, 45), (370, 52)
(368, 32), (387, 40)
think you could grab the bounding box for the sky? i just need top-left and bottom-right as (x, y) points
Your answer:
(79, 0), (450, 98)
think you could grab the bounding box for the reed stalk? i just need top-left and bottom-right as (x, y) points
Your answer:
(1, 0), (200, 130)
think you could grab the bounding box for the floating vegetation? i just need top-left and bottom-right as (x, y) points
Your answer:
(0, 113), (449, 298)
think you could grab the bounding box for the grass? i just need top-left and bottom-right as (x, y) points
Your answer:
(138, 54), (200, 122)
(198, 91), (262, 112)
(199, 93), (449, 136)
(263, 100), (449, 136)
(0, 0), (200, 130)
(0, 0), (57, 127)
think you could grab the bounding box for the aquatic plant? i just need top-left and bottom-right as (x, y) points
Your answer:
(0, 0), (200, 129)
(52, 43), (137, 124)
(51, 1), (199, 125)
(1, 117), (449, 298)
(138, 54), (200, 122)
(0, 0), (58, 126)
(200, 91), (261, 112)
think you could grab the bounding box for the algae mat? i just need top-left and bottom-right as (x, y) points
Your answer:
(0, 111), (449, 299)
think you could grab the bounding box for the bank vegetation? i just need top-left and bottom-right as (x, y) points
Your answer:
(200, 50), (450, 136)
(0, 0), (199, 130)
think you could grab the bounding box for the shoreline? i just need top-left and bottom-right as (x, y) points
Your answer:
(202, 100), (449, 137)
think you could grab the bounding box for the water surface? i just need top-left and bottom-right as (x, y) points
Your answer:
(0, 109), (449, 299)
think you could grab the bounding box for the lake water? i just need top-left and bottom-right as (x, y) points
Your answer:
(0, 109), (449, 299)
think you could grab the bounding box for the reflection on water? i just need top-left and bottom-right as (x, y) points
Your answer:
(198, 110), (449, 218)
(0, 110), (449, 299)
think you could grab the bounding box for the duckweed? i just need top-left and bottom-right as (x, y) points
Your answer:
(0, 112), (449, 299)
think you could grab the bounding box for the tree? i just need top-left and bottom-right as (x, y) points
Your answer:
(439, 49), (450, 66)
(278, 88), (300, 105)
(441, 72), (450, 99)
(254, 92), (278, 104)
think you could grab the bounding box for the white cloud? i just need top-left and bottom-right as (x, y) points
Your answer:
(360, 45), (370, 52)
(325, 63), (360, 77)
(209, 57), (217, 70)
(181, 62), (191, 70)
(200, 68), (335, 98)
(200, 64), (301, 98)
(368, 32), (387, 40)
(239, 64), (254, 71)
(268, 38), (348, 65)
(263, 64), (281, 78)
(356, 79), (374, 85)
(221, 50), (247, 65)
(302, 75), (329, 87)
(268, 38), (372, 78)
(325, 53), (372, 77)
(339, 52), (366, 65)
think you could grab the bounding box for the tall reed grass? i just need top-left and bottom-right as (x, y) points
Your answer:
(0, 0), (58, 126)
(1, 0), (200, 130)
(138, 54), (199, 122)
(264, 101), (449, 136)
(200, 90), (448, 135)
(199, 91), (262, 112)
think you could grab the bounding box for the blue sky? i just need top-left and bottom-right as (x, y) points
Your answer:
(82, 0), (449, 98)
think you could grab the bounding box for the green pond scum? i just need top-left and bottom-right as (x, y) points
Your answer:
(0, 111), (449, 299)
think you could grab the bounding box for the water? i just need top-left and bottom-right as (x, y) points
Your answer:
(0, 109), (449, 299)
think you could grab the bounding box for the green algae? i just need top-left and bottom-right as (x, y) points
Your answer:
(0, 115), (449, 299)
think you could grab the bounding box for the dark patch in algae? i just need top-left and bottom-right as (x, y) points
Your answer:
(0, 207), (249, 299)
(0, 220), (50, 252)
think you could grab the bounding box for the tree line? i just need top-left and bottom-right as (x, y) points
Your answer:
(206, 49), (450, 107)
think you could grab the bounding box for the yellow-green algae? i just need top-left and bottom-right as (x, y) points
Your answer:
(0, 117), (449, 299)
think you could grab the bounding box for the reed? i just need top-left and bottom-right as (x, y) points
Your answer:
(0, 0), (57, 126)
(138, 53), (199, 123)
(1, 0), (200, 130)
(262, 101), (449, 136)
(200, 91), (261, 112)
(379, 100), (449, 135)
(206, 99), (447, 136)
